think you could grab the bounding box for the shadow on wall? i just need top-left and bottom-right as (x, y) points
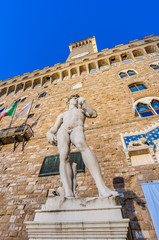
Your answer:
(113, 177), (146, 240)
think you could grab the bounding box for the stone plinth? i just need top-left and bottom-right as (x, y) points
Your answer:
(25, 196), (129, 240)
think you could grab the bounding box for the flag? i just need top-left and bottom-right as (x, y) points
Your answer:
(14, 101), (33, 120)
(0, 102), (18, 120)
(0, 107), (5, 115)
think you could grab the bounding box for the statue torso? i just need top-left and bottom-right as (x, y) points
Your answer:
(62, 108), (85, 130)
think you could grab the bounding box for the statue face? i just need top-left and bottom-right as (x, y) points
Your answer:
(69, 96), (78, 107)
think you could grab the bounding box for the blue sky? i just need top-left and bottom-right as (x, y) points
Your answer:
(0, 0), (159, 81)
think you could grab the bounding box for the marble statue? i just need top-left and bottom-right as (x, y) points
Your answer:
(47, 94), (118, 198)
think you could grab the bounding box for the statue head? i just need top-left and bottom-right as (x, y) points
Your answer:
(66, 94), (80, 108)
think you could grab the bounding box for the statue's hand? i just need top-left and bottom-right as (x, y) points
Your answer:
(46, 131), (57, 146)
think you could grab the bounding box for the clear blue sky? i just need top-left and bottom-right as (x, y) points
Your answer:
(0, 0), (159, 81)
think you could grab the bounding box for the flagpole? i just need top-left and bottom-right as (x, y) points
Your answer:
(23, 100), (34, 128)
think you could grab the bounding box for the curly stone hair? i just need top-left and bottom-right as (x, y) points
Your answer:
(66, 94), (80, 105)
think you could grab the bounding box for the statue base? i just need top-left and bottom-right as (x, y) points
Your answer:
(25, 195), (129, 240)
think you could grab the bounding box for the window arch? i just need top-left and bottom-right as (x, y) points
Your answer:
(149, 62), (159, 70)
(127, 70), (136, 76)
(119, 69), (137, 79)
(135, 97), (159, 118)
(129, 83), (146, 92)
(151, 100), (159, 114)
(119, 72), (127, 78)
(137, 103), (154, 117)
(38, 92), (47, 98)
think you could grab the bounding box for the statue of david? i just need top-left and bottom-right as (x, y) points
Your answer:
(47, 94), (118, 198)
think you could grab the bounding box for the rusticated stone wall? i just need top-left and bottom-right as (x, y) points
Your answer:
(0, 36), (159, 239)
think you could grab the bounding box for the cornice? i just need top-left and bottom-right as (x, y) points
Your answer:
(1, 35), (159, 87)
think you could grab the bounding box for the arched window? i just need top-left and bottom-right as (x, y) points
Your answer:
(119, 69), (137, 79)
(127, 70), (136, 76)
(38, 92), (47, 98)
(150, 64), (159, 70)
(129, 83), (146, 92)
(151, 100), (159, 114)
(119, 72), (127, 78)
(137, 104), (154, 117)
(135, 98), (159, 118)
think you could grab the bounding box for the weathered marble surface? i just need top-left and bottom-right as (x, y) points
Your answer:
(26, 196), (129, 240)
(47, 95), (118, 198)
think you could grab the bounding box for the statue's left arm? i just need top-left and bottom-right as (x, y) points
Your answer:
(78, 97), (97, 118)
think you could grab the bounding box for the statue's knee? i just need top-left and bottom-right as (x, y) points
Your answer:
(76, 141), (87, 151)
(60, 150), (69, 162)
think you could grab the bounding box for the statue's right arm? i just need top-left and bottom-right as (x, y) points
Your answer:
(46, 113), (63, 145)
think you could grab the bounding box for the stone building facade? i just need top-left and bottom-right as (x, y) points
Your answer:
(0, 35), (159, 239)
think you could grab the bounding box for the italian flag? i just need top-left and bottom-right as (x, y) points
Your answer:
(0, 102), (18, 120)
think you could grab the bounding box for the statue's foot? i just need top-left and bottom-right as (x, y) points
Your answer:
(109, 190), (119, 197)
(99, 189), (119, 198)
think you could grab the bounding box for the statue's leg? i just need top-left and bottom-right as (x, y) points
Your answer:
(57, 128), (74, 197)
(70, 127), (118, 197)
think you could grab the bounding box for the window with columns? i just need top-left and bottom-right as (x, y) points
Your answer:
(150, 62), (159, 70)
(135, 98), (159, 118)
(119, 69), (137, 78)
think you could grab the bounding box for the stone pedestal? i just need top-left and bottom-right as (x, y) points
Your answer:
(25, 196), (129, 240)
